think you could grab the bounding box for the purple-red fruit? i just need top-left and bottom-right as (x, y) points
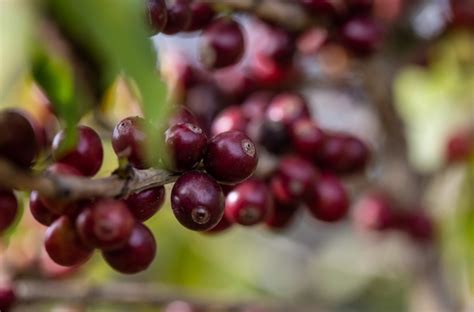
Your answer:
(258, 119), (291, 155)
(341, 16), (382, 55)
(445, 128), (473, 163)
(162, 0), (192, 35)
(164, 123), (207, 171)
(265, 93), (310, 128)
(29, 191), (59, 226)
(261, 26), (296, 65)
(353, 193), (394, 231)
(52, 125), (104, 177)
(148, 0), (168, 33)
(290, 119), (325, 160)
(300, 0), (338, 16)
(201, 18), (244, 69)
(205, 214), (233, 234)
(76, 200), (134, 250)
(204, 131), (258, 184)
(0, 189), (18, 233)
(225, 179), (272, 226)
(45, 216), (93, 266)
(0, 283), (16, 312)
(171, 171), (225, 231)
(102, 223), (156, 274)
(112, 117), (149, 169)
(396, 210), (434, 243)
(186, 2), (216, 31)
(168, 106), (198, 127)
(124, 186), (165, 222)
(265, 201), (299, 230)
(211, 106), (247, 136)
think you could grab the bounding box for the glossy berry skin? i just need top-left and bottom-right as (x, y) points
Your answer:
(204, 131), (258, 184)
(124, 186), (165, 222)
(265, 201), (299, 230)
(201, 18), (244, 69)
(171, 171), (225, 231)
(341, 16), (382, 55)
(271, 156), (319, 205)
(0, 109), (38, 168)
(45, 216), (93, 266)
(0, 189), (18, 233)
(76, 200), (134, 251)
(52, 125), (104, 177)
(225, 179), (273, 226)
(162, 0), (192, 35)
(305, 174), (349, 222)
(102, 223), (156, 274)
(290, 119), (325, 160)
(353, 193), (394, 231)
(248, 54), (293, 88)
(0, 284), (16, 312)
(168, 106), (198, 127)
(29, 191), (59, 226)
(148, 0), (168, 33)
(265, 93), (310, 128)
(186, 2), (216, 31)
(205, 214), (233, 234)
(164, 123), (208, 172)
(112, 117), (149, 169)
(211, 106), (247, 136)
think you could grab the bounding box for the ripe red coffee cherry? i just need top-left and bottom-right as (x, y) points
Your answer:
(148, 0), (168, 33)
(30, 191), (59, 226)
(265, 201), (299, 230)
(186, 2), (216, 31)
(271, 155), (319, 205)
(305, 174), (349, 222)
(45, 216), (93, 266)
(211, 106), (247, 136)
(201, 18), (244, 69)
(102, 223), (156, 274)
(248, 54), (293, 88)
(164, 123), (208, 172)
(204, 131), (258, 184)
(205, 214), (233, 234)
(213, 66), (256, 101)
(290, 119), (325, 160)
(225, 179), (273, 226)
(258, 119), (291, 155)
(300, 0), (338, 17)
(341, 16), (382, 55)
(0, 283), (16, 312)
(76, 200), (134, 250)
(124, 186), (165, 222)
(162, 0), (192, 35)
(0, 189), (18, 233)
(52, 125), (104, 177)
(265, 92), (310, 128)
(396, 210), (434, 243)
(171, 171), (225, 231)
(0, 109), (38, 168)
(168, 106), (198, 127)
(353, 193), (394, 231)
(112, 116), (149, 169)
(445, 128), (473, 163)
(241, 92), (273, 121)
(260, 26), (296, 65)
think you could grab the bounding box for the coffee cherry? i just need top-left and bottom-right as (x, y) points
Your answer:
(265, 92), (310, 128)
(112, 116), (149, 169)
(248, 54), (293, 88)
(204, 131), (258, 184)
(0, 283), (16, 312)
(186, 2), (216, 31)
(102, 223), (156, 274)
(396, 210), (434, 243)
(265, 201), (299, 230)
(211, 106), (247, 136)
(29, 191), (59, 226)
(259, 26), (296, 65)
(213, 66), (256, 101)
(353, 193), (394, 231)
(258, 119), (291, 155)
(271, 155), (319, 205)
(171, 171), (225, 231)
(346, 0), (373, 14)
(206, 214), (233, 234)
(290, 119), (325, 160)
(201, 18), (244, 69)
(305, 174), (349, 222)
(241, 92), (273, 121)
(124, 186), (165, 222)
(164, 123), (208, 172)
(76, 200), (134, 250)
(45, 216), (93, 266)
(0, 189), (18, 233)
(300, 0), (338, 17)
(341, 16), (382, 55)
(148, 0), (168, 33)
(168, 106), (198, 127)
(0, 109), (38, 168)
(225, 179), (272, 226)
(163, 0), (192, 35)
(445, 128), (473, 163)
(52, 125), (104, 177)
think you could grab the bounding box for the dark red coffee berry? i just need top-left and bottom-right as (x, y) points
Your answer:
(30, 191), (59, 226)
(148, 0), (168, 33)
(300, 0), (338, 17)
(271, 155), (319, 205)
(52, 125), (104, 177)
(45, 216), (93, 266)
(168, 106), (198, 127)
(258, 119), (291, 155)
(186, 2), (216, 31)
(102, 223), (156, 274)
(124, 186), (165, 222)
(445, 128), (473, 163)
(305, 174), (349, 222)
(213, 66), (256, 101)
(290, 119), (325, 160)
(171, 171), (225, 231)
(353, 193), (394, 231)
(112, 116), (149, 169)
(341, 16), (382, 55)
(211, 106), (247, 136)
(260, 26), (296, 65)
(396, 210), (434, 243)
(346, 0), (373, 14)
(201, 18), (244, 69)
(0, 109), (38, 168)
(241, 92), (273, 121)
(204, 131), (258, 184)
(162, 0), (192, 35)
(248, 54), (293, 88)
(265, 201), (299, 230)
(76, 200), (134, 250)
(164, 123), (207, 172)
(0, 189), (18, 233)
(0, 283), (16, 312)
(225, 179), (272, 226)
(205, 214), (233, 234)
(265, 92), (310, 128)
